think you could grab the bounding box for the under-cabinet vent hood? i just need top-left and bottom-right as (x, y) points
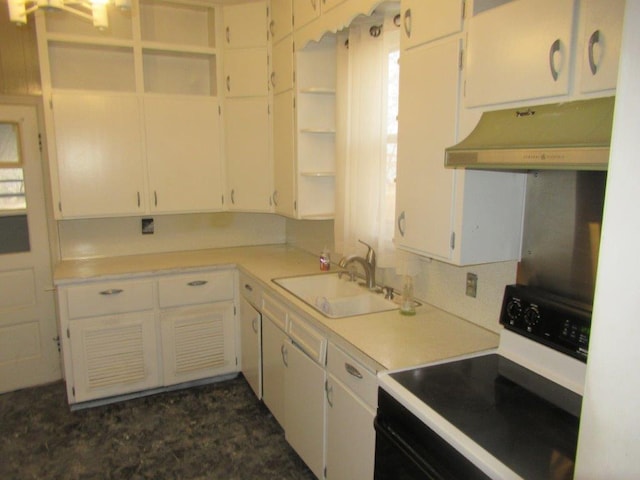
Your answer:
(445, 97), (615, 170)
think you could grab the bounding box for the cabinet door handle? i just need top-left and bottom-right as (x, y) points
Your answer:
(225, 26), (230, 44)
(548, 38), (561, 82)
(154, 190), (158, 207)
(272, 190), (279, 207)
(251, 317), (259, 334)
(187, 280), (208, 287)
(226, 75), (231, 92)
(270, 71), (276, 88)
(137, 191), (141, 207)
(244, 283), (253, 292)
(403, 8), (412, 38)
(345, 362), (363, 379)
(281, 343), (288, 367)
(99, 288), (123, 295)
(269, 20), (275, 38)
(230, 189), (235, 204)
(588, 29), (600, 75)
(397, 211), (406, 237)
(325, 379), (333, 408)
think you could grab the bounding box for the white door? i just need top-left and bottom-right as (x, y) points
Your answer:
(0, 102), (60, 393)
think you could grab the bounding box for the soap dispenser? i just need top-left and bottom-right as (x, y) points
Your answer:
(400, 275), (416, 316)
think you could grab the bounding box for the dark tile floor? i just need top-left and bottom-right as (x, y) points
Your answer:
(0, 376), (315, 480)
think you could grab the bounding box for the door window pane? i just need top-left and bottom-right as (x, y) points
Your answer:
(0, 122), (26, 211)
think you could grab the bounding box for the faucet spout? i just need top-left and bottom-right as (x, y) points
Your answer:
(338, 240), (377, 290)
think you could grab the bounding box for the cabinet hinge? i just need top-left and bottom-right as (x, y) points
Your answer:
(450, 232), (456, 250)
(38, 133), (43, 152)
(53, 335), (61, 352)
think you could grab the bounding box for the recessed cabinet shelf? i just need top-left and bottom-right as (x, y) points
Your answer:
(300, 171), (336, 177)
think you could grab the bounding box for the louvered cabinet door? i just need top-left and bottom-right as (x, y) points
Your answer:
(68, 312), (160, 403)
(160, 302), (236, 386)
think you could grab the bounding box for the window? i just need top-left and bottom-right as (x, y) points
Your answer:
(0, 123), (27, 212)
(334, 13), (400, 268)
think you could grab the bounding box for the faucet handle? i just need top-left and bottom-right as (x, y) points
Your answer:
(358, 239), (376, 265)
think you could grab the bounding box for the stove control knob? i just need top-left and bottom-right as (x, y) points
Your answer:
(523, 305), (541, 332)
(505, 298), (522, 325)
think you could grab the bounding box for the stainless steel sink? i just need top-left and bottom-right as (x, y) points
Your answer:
(273, 272), (398, 318)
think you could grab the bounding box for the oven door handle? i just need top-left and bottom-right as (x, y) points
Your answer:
(374, 416), (446, 480)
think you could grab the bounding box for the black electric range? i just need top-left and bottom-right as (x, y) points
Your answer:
(376, 284), (591, 479)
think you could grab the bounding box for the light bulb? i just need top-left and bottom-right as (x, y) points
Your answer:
(91, 3), (108, 30)
(7, 0), (27, 25)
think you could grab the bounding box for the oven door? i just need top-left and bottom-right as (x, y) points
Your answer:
(374, 389), (490, 480)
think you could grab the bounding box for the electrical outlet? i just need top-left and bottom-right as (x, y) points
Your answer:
(142, 217), (154, 235)
(466, 272), (478, 298)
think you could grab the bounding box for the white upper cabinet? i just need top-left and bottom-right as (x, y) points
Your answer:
(464, 0), (575, 107)
(224, 48), (269, 97)
(400, 0), (465, 50)
(577, 0), (625, 94)
(51, 93), (146, 218)
(144, 96), (223, 214)
(271, 0), (294, 44)
(273, 90), (297, 217)
(293, 0), (321, 30)
(272, 35), (295, 94)
(223, 1), (269, 49)
(225, 97), (273, 212)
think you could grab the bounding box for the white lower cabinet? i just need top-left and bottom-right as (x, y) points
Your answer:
(68, 311), (160, 403)
(261, 313), (288, 427)
(239, 296), (262, 398)
(57, 268), (237, 406)
(160, 302), (236, 386)
(325, 343), (377, 480)
(283, 337), (325, 479)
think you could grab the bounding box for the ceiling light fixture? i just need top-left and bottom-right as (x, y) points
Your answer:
(7, 0), (131, 30)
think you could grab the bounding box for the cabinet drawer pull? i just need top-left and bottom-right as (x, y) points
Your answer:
(325, 379), (334, 407)
(99, 288), (123, 295)
(548, 38), (561, 82)
(244, 283), (254, 292)
(397, 211), (406, 237)
(588, 29), (600, 75)
(251, 317), (259, 334)
(230, 189), (235, 204)
(225, 26), (230, 44)
(187, 280), (208, 287)
(345, 362), (363, 379)
(403, 8), (412, 38)
(269, 20), (275, 38)
(226, 75), (231, 92)
(281, 343), (289, 367)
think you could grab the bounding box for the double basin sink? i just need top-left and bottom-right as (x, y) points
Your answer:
(273, 272), (399, 319)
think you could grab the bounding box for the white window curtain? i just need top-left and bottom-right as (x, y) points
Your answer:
(334, 15), (400, 269)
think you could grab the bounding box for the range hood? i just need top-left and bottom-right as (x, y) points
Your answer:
(445, 97), (615, 170)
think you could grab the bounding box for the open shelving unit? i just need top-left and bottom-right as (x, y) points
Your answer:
(295, 33), (337, 220)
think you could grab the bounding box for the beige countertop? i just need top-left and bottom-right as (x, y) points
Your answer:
(54, 244), (499, 372)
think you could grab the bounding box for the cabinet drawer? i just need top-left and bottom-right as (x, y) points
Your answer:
(262, 292), (288, 331)
(158, 270), (234, 308)
(327, 342), (377, 409)
(239, 271), (261, 308)
(288, 311), (326, 365)
(65, 280), (154, 319)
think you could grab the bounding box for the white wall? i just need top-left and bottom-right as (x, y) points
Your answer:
(58, 212), (286, 259)
(575, 2), (640, 477)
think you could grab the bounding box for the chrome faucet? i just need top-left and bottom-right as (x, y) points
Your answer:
(338, 240), (377, 290)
